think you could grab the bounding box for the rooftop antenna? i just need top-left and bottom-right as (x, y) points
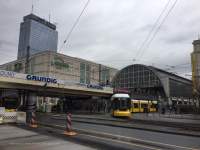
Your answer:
(31, 0), (35, 14)
(31, 3), (34, 14)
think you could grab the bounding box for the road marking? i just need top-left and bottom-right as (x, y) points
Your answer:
(79, 133), (161, 150)
(42, 123), (199, 150)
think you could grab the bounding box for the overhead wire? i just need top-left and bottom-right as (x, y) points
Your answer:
(60, 0), (91, 51)
(135, 0), (172, 59)
(139, 0), (179, 59)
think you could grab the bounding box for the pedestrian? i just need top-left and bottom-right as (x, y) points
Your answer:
(161, 107), (165, 114)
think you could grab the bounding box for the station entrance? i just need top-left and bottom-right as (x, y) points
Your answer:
(0, 88), (111, 119)
(0, 70), (113, 123)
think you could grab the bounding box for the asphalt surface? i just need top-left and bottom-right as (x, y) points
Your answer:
(37, 113), (200, 150)
(51, 113), (200, 136)
(0, 125), (159, 150)
(70, 113), (200, 127)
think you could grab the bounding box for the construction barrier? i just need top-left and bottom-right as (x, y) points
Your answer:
(3, 112), (17, 123)
(29, 112), (38, 128)
(0, 107), (5, 124)
(63, 112), (77, 136)
(0, 107), (17, 123)
(0, 115), (3, 124)
(16, 111), (26, 124)
(0, 107), (5, 114)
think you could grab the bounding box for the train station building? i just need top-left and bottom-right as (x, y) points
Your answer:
(112, 64), (194, 106)
(0, 51), (117, 86)
(0, 50), (117, 113)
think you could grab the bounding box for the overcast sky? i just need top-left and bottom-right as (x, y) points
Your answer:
(0, 0), (199, 78)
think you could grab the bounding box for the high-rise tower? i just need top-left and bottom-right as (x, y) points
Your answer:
(17, 14), (58, 59)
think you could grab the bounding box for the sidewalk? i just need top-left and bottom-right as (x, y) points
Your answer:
(0, 125), (95, 150)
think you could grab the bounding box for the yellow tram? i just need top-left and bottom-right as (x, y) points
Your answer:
(130, 100), (157, 113)
(111, 93), (131, 117)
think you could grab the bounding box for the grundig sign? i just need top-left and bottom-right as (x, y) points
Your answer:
(0, 70), (57, 84)
(26, 74), (57, 84)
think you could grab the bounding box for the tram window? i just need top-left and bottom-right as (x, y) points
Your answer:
(120, 100), (126, 107)
(121, 98), (131, 108)
(141, 104), (148, 108)
(112, 98), (120, 109)
(178, 101), (182, 104)
(133, 103), (139, 108)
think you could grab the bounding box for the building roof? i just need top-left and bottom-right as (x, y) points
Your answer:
(23, 14), (56, 30)
(112, 64), (192, 98)
(149, 66), (192, 83)
(0, 50), (118, 71)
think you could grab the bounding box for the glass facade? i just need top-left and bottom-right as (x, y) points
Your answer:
(80, 63), (90, 84)
(113, 65), (161, 89)
(100, 67), (110, 85)
(18, 14), (58, 59)
(112, 64), (192, 99)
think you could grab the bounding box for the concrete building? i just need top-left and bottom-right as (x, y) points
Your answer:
(18, 14), (58, 59)
(191, 39), (200, 95)
(0, 51), (118, 87)
(0, 51), (117, 113)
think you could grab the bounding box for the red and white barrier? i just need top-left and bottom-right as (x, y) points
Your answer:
(64, 112), (77, 136)
(29, 112), (38, 128)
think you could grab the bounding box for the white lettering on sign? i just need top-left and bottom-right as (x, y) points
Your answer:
(0, 70), (16, 78)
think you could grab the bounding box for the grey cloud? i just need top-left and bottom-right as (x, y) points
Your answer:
(0, 0), (199, 78)
(0, 40), (15, 48)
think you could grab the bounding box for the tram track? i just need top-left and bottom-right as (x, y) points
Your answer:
(38, 122), (199, 150)
(52, 114), (200, 130)
(35, 113), (200, 149)
(50, 115), (200, 137)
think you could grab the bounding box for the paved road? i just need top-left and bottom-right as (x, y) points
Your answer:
(38, 114), (200, 150)
(71, 113), (200, 125)
(0, 125), (157, 150)
(51, 114), (200, 136)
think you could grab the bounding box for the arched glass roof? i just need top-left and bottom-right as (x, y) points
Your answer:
(112, 64), (162, 89)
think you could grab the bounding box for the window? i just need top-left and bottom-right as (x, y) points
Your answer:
(80, 63), (90, 84)
(141, 103), (148, 108)
(133, 103), (139, 108)
(100, 67), (110, 85)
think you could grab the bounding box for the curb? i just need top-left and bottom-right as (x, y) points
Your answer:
(51, 117), (200, 137)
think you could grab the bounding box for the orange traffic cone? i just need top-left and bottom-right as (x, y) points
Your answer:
(29, 112), (38, 128)
(63, 112), (77, 136)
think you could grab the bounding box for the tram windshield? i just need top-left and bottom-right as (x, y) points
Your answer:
(112, 97), (131, 110)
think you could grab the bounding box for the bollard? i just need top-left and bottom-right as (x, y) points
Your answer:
(29, 112), (38, 128)
(63, 112), (77, 136)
